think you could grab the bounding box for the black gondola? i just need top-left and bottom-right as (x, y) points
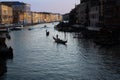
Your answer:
(53, 36), (67, 44)
(46, 30), (49, 36)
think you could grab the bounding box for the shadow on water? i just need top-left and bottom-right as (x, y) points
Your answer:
(0, 58), (7, 77)
(74, 37), (120, 79)
(0, 53), (13, 78)
(76, 36), (120, 59)
(53, 41), (67, 49)
(1, 23), (120, 80)
(0, 33), (14, 78)
(98, 45), (120, 73)
(0, 58), (13, 80)
(0, 49), (13, 79)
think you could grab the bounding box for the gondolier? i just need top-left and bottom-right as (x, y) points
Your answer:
(53, 35), (67, 44)
(56, 34), (60, 40)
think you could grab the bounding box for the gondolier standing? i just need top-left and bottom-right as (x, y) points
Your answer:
(53, 34), (67, 44)
(56, 34), (61, 41)
(56, 34), (58, 39)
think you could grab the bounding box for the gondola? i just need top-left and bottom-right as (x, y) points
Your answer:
(53, 36), (67, 44)
(28, 28), (34, 30)
(46, 30), (49, 36)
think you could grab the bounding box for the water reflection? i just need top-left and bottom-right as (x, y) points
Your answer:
(0, 49), (13, 78)
(0, 59), (7, 76)
(0, 32), (13, 78)
(72, 36), (120, 80)
(2, 23), (120, 80)
(98, 45), (120, 74)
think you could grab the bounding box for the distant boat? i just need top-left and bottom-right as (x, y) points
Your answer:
(46, 30), (49, 36)
(0, 26), (9, 32)
(6, 33), (11, 39)
(44, 25), (47, 28)
(53, 36), (67, 44)
(10, 24), (23, 31)
(28, 28), (34, 30)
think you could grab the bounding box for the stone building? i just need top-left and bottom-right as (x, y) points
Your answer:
(75, 0), (120, 29)
(31, 12), (40, 24)
(53, 13), (62, 22)
(1, 1), (31, 24)
(31, 12), (62, 24)
(89, 4), (100, 27)
(62, 13), (69, 21)
(88, 0), (120, 28)
(19, 12), (32, 25)
(77, 3), (88, 26)
(103, 0), (120, 28)
(39, 12), (45, 23)
(69, 5), (79, 24)
(0, 3), (13, 24)
(0, 1), (62, 25)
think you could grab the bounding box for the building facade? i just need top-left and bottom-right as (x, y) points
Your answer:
(89, 6), (99, 27)
(31, 12), (62, 24)
(69, 6), (78, 24)
(1, 1), (31, 24)
(77, 3), (87, 25)
(0, 3), (13, 24)
(62, 13), (69, 21)
(103, 0), (120, 28)
(19, 11), (32, 25)
(72, 0), (120, 29)
(0, 1), (62, 25)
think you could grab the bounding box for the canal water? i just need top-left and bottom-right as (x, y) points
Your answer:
(1, 23), (120, 80)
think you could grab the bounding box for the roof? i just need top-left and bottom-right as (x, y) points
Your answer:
(0, 1), (27, 5)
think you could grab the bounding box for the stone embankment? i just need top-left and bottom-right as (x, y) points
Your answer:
(55, 22), (86, 32)
(55, 22), (120, 46)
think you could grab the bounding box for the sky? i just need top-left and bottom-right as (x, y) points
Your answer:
(1, 0), (80, 14)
